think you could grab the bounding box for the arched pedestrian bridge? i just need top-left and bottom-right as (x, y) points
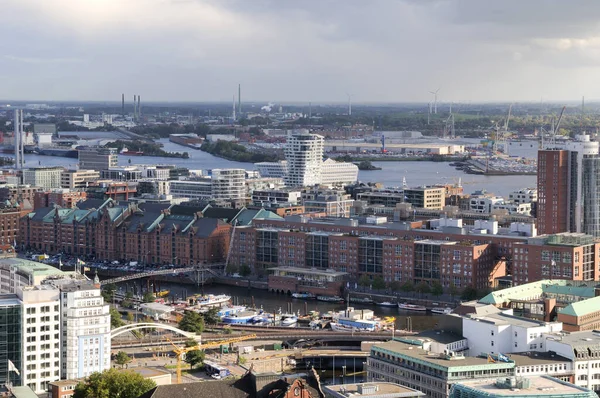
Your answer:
(111, 323), (201, 342)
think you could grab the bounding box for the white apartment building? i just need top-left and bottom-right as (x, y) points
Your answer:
(137, 165), (171, 180)
(169, 180), (212, 201)
(321, 158), (359, 186)
(51, 279), (111, 379)
(460, 311), (562, 357)
(22, 167), (63, 189)
(509, 188), (538, 204)
(469, 196), (505, 213)
(492, 201), (532, 216)
(284, 130), (324, 187)
(18, 285), (61, 394)
(256, 161), (288, 179)
(211, 169), (246, 200)
(61, 169), (100, 190)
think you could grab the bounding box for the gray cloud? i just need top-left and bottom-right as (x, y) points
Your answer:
(1, 0), (600, 102)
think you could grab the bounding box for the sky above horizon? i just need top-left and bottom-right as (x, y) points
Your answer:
(2, 0), (600, 103)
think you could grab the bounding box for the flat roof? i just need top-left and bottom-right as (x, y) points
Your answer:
(268, 266), (348, 277)
(0, 294), (21, 306)
(373, 340), (514, 371)
(325, 382), (425, 397)
(469, 312), (553, 328)
(548, 330), (600, 348)
(0, 258), (65, 277)
(130, 367), (171, 378)
(454, 375), (594, 397)
(509, 352), (571, 366)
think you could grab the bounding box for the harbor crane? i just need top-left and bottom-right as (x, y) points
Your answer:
(167, 334), (257, 384)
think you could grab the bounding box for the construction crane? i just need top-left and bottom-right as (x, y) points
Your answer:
(548, 106), (566, 148)
(167, 334), (257, 384)
(224, 220), (238, 274)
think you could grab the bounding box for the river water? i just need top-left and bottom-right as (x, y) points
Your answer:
(118, 280), (439, 332)
(3, 138), (538, 197)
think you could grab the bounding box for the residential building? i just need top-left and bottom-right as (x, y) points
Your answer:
(211, 169), (246, 200)
(78, 148), (118, 171)
(18, 285), (61, 393)
(492, 201), (532, 216)
(0, 184), (42, 206)
(49, 380), (77, 398)
(404, 186), (445, 210)
(252, 189), (302, 206)
(245, 177), (285, 195)
(460, 311), (562, 357)
(321, 158), (358, 186)
(511, 351), (574, 383)
(169, 180), (212, 201)
(86, 181), (137, 201)
(0, 295), (22, 387)
(22, 167), (63, 189)
(449, 375), (596, 398)
(303, 192), (354, 217)
(324, 382), (425, 398)
(100, 167), (143, 181)
(256, 161), (288, 179)
(368, 340), (515, 398)
(284, 130), (324, 187)
(509, 188), (538, 204)
(61, 169), (100, 190)
(357, 190), (405, 207)
(0, 205), (23, 247)
(33, 189), (87, 210)
(268, 266), (347, 296)
(469, 195), (505, 213)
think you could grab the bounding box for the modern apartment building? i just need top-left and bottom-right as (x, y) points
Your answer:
(404, 186), (445, 210)
(78, 148), (118, 171)
(284, 130), (324, 187)
(320, 158), (359, 187)
(18, 285), (61, 393)
(60, 169), (100, 190)
(211, 169), (246, 200)
(22, 167), (63, 189)
(169, 180), (212, 201)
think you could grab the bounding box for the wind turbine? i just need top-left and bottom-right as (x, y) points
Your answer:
(429, 88), (440, 114)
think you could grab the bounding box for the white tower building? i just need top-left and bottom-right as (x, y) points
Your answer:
(284, 130), (324, 187)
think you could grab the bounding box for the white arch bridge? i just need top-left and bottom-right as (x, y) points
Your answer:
(111, 322), (201, 341)
(100, 265), (222, 286)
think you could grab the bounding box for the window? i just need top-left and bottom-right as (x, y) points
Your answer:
(491, 341), (494, 346)
(453, 250), (461, 260)
(541, 250), (550, 261)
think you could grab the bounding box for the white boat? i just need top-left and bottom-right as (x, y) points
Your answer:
(430, 307), (453, 314)
(280, 314), (298, 327)
(196, 294), (231, 308)
(316, 295), (345, 303)
(330, 322), (356, 332)
(291, 292), (316, 299)
(398, 303), (427, 312)
(377, 301), (397, 308)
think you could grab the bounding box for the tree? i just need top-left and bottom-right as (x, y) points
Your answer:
(400, 281), (414, 294)
(431, 281), (444, 297)
(102, 284), (117, 302)
(110, 307), (124, 329)
(448, 283), (459, 300)
(184, 349), (205, 370)
(372, 276), (386, 290)
(461, 285), (479, 301)
(415, 281), (431, 296)
(126, 312), (135, 323)
(239, 264), (251, 277)
(185, 338), (198, 348)
(114, 351), (131, 368)
(225, 262), (239, 275)
(179, 311), (205, 334)
(121, 299), (133, 309)
(142, 291), (155, 303)
(203, 307), (220, 326)
(389, 281), (403, 292)
(358, 275), (371, 287)
(73, 368), (156, 398)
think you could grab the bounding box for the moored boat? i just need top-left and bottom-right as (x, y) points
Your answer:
(291, 292), (316, 299)
(430, 307), (453, 314)
(316, 295), (345, 303)
(349, 297), (374, 304)
(398, 303), (427, 312)
(222, 310), (258, 324)
(377, 301), (397, 308)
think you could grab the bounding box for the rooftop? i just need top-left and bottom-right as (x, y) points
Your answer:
(469, 312), (554, 328)
(130, 367), (171, 378)
(547, 330), (600, 349)
(508, 351), (572, 366)
(559, 295), (600, 317)
(0, 258), (65, 277)
(452, 375), (595, 397)
(324, 382), (425, 398)
(373, 340), (514, 371)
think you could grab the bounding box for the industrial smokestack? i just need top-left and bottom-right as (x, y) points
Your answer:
(122, 93), (125, 116)
(138, 95), (141, 118)
(14, 109), (19, 170)
(20, 109), (24, 168)
(133, 95), (137, 120)
(232, 95), (236, 120)
(238, 84), (241, 116)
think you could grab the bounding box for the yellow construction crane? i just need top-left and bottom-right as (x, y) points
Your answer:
(167, 334), (257, 384)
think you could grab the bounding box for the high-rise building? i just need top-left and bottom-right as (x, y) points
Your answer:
(537, 135), (600, 236)
(284, 130), (324, 187)
(18, 285), (61, 393)
(0, 295), (22, 387)
(22, 167), (63, 189)
(78, 148), (118, 171)
(211, 169), (246, 200)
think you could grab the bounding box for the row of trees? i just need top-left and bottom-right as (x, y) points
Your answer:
(356, 275), (488, 301)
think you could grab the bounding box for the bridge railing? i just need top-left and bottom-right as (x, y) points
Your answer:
(100, 265), (223, 286)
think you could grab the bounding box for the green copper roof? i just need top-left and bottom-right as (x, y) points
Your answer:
(559, 295), (600, 317)
(479, 280), (564, 305)
(543, 284), (596, 299)
(233, 208), (283, 226)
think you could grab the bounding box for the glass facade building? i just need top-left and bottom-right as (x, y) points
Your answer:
(0, 296), (22, 386)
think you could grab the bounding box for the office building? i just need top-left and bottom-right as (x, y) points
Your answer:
(33, 189), (87, 210)
(449, 376), (596, 398)
(78, 148), (118, 171)
(324, 382), (425, 398)
(252, 189), (302, 206)
(0, 295), (22, 387)
(22, 167), (63, 189)
(404, 186), (445, 210)
(169, 180), (212, 201)
(86, 181), (137, 201)
(284, 130), (324, 187)
(211, 169), (246, 200)
(0, 258), (67, 294)
(368, 340), (515, 398)
(100, 167), (143, 181)
(18, 285), (61, 393)
(537, 135), (600, 237)
(320, 158), (358, 186)
(61, 169), (100, 190)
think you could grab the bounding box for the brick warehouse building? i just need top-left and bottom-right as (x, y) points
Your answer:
(19, 199), (231, 265)
(228, 216), (600, 290)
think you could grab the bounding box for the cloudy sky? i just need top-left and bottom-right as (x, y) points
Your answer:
(2, 0), (600, 103)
